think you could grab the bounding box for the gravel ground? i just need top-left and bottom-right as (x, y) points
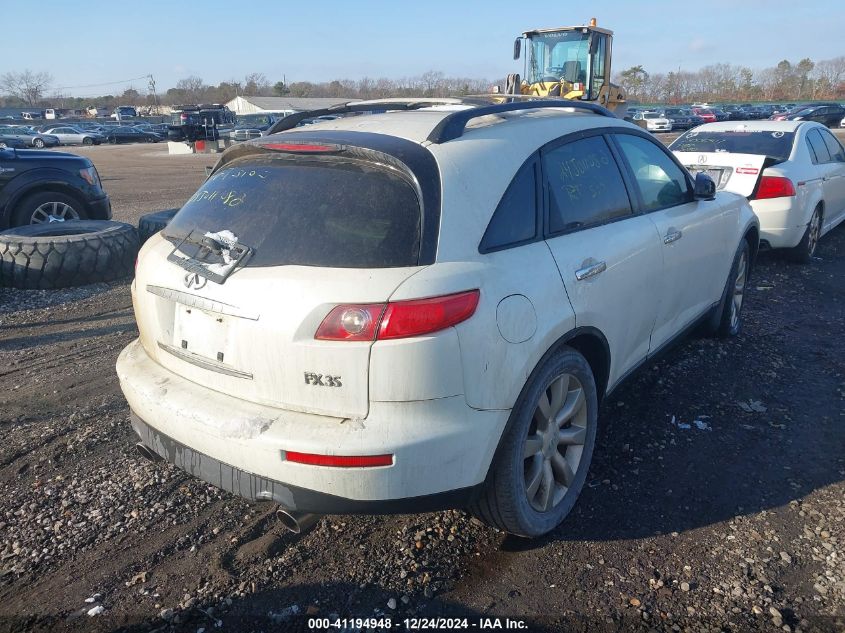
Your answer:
(0, 141), (843, 633)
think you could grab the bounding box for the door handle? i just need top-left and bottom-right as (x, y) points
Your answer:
(575, 260), (607, 281)
(663, 230), (683, 244)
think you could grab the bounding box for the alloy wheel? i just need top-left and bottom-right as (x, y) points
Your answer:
(808, 211), (821, 257)
(523, 373), (589, 512)
(30, 202), (80, 224)
(730, 250), (748, 330)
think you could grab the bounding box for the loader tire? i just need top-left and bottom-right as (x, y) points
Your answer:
(138, 209), (178, 243)
(0, 220), (139, 289)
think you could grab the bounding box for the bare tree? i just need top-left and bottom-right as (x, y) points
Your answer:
(243, 73), (269, 97)
(175, 76), (206, 103)
(0, 70), (53, 106)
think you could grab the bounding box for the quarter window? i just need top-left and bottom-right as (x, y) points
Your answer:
(480, 160), (537, 252)
(542, 135), (632, 234)
(615, 134), (691, 211)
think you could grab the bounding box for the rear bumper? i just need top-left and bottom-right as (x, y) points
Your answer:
(750, 198), (806, 249)
(116, 339), (507, 511)
(130, 412), (478, 514)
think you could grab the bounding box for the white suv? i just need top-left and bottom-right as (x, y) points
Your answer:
(117, 99), (759, 537)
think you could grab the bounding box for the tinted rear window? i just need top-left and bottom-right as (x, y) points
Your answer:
(164, 155), (421, 268)
(669, 130), (795, 161)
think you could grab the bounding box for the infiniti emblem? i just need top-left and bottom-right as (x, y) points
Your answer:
(184, 272), (207, 290)
(698, 154), (707, 164)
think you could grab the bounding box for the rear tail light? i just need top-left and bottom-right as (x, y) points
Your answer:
(315, 290), (480, 341)
(754, 175), (796, 200)
(284, 451), (393, 468)
(79, 166), (100, 187)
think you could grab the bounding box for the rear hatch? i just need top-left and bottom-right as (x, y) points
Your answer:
(133, 140), (433, 419)
(670, 128), (795, 197)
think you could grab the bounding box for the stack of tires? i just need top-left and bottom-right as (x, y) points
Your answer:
(0, 209), (178, 290)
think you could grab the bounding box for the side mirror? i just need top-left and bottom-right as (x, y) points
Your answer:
(693, 172), (716, 200)
(513, 38), (522, 60)
(205, 165), (213, 177)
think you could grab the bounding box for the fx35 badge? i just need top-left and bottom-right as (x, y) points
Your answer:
(304, 372), (342, 387)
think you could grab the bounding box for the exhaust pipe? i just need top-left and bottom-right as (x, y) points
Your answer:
(135, 442), (162, 463)
(276, 508), (321, 534)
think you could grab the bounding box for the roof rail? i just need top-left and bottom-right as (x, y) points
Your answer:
(426, 99), (618, 144)
(266, 98), (491, 135)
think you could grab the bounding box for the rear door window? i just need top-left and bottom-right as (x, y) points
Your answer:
(820, 129), (845, 162)
(164, 154), (422, 268)
(807, 129), (831, 164)
(542, 135), (633, 234)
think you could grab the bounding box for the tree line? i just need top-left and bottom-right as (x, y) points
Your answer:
(615, 57), (845, 104)
(2, 57), (843, 111)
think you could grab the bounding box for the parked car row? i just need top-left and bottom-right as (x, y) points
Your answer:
(628, 102), (845, 132)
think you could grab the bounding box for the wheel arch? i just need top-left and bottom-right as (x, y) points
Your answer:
(5, 184), (89, 226)
(743, 223), (760, 269)
(517, 326), (611, 410)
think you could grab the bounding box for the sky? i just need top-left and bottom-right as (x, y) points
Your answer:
(1, 0), (842, 95)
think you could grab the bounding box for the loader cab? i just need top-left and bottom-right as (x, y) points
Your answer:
(514, 21), (612, 103)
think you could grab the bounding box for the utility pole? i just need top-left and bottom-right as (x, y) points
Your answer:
(148, 74), (159, 111)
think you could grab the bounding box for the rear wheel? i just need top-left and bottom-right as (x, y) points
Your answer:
(787, 206), (821, 263)
(715, 240), (750, 338)
(471, 347), (598, 537)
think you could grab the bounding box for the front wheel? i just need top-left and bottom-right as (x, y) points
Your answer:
(471, 347), (598, 537)
(82, 137), (93, 146)
(33, 138), (45, 149)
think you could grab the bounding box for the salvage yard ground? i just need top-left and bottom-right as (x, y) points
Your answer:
(0, 136), (843, 632)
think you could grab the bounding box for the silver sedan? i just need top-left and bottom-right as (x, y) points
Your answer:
(41, 126), (105, 146)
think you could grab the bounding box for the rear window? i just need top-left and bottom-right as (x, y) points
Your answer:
(669, 130), (795, 161)
(164, 154), (422, 268)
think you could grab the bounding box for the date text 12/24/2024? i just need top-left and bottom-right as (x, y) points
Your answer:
(308, 617), (529, 630)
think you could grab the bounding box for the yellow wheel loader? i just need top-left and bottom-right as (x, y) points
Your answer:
(506, 18), (627, 116)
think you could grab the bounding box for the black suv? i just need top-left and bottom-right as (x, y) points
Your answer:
(0, 148), (111, 228)
(168, 104), (235, 142)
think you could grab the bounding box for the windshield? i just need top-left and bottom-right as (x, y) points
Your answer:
(669, 130), (795, 161)
(164, 154), (422, 269)
(236, 114), (273, 127)
(526, 30), (589, 85)
(643, 113), (660, 119)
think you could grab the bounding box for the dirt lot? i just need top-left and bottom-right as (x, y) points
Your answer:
(0, 141), (844, 632)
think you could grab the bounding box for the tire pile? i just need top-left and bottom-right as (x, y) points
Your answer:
(0, 209), (178, 290)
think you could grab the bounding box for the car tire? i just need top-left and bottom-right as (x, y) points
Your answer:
(787, 206), (822, 264)
(83, 137), (93, 146)
(709, 239), (751, 338)
(13, 191), (86, 226)
(138, 209), (178, 243)
(471, 346), (598, 537)
(33, 138), (45, 149)
(0, 220), (139, 289)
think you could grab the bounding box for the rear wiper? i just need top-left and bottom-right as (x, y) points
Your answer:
(167, 229), (253, 285)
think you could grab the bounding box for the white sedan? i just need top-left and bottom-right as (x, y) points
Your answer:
(633, 111), (672, 132)
(671, 121), (845, 262)
(41, 126), (105, 146)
